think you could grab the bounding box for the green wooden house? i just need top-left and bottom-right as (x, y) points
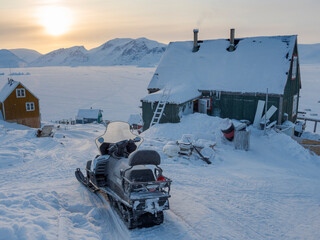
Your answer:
(141, 30), (301, 130)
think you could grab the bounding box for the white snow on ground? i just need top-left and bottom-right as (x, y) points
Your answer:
(0, 66), (154, 122)
(0, 64), (320, 239)
(299, 64), (320, 133)
(1, 113), (320, 239)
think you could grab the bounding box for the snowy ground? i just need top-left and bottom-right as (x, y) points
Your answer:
(0, 114), (320, 240)
(0, 66), (154, 122)
(0, 65), (320, 239)
(299, 64), (320, 133)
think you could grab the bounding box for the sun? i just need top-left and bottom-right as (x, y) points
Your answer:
(37, 6), (73, 36)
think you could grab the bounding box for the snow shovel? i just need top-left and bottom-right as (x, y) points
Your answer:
(186, 139), (211, 164)
(193, 145), (212, 164)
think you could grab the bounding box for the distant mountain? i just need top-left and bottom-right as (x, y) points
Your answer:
(9, 49), (42, 63)
(0, 49), (26, 68)
(4, 39), (319, 68)
(28, 38), (166, 67)
(29, 46), (89, 67)
(88, 38), (166, 67)
(298, 43), (320, 64)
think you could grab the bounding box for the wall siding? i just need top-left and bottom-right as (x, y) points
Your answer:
(204, 93), (280, 123)
(4, 83), (40, 128)
(142, 101), (186, 130)
(283, 41), (300, 122)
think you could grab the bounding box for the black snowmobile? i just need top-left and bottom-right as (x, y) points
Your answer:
(75, 121), (171, 229)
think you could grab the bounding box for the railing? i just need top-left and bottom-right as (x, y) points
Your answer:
(297, 115), (320, 133)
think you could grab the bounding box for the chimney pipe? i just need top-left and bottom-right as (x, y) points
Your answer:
(228, 28), (236, 52)
(193, 29), (199, 52)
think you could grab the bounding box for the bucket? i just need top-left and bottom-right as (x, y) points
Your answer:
(221, 119), (235, 141)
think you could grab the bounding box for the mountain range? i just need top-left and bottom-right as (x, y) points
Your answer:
(0, 38), (166, 68)
(0, 38), (319, 68)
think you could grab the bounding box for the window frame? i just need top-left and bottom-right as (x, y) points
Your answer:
(26, 102), (35, 112)
(292, 94), (298, 116)
(291, 55), (298, 80)
(16, 88), (26, 98)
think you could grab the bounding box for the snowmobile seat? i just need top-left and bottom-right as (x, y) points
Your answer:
(125, 165), (156, 182)
(128, 150), (160, 167)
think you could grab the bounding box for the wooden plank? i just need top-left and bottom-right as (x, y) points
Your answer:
(261, 105), (277, 122)
(292, 137), (320, 156)
(301, 139), (320, 146)
(253, 100), (265, 127)
(302, 145), (320, 156)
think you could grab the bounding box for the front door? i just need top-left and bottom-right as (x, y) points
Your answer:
(199, 99), (207, 114)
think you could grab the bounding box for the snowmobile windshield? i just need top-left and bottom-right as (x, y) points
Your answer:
(95, 121), (143, 151)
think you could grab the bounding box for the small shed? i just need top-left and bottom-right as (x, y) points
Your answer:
(141, 29), (301, 130)
(76, 109), (103, 124)
(128, 114), (143, 130)
(0, 79), (41, 128)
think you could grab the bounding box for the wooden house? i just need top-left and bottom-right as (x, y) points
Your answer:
(76, 109), (103, 124)
(0, 79), (41, 128)
(141, 29), (301, 130)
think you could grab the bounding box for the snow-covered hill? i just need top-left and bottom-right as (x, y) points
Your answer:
(29, 46), (89, 67)
(0, 49), (26, 68)
(9, 49), (42, 64)
(88, 38), (166, 67)
(28, 38), (166, 67)
(0, 114), (319, 240)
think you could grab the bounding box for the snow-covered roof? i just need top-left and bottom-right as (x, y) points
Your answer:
(142, 35), (297, 104)
(128, 114), (143, 125)
(0, 80), (20, 102)
(76, 109), (102, 119)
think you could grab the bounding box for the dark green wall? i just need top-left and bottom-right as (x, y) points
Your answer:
(142, 101), (183, 130)
(204, 93), (280, 124)
(282, 41), (300, 122)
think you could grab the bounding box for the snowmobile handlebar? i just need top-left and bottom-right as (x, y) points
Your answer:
(108, 139), (137, 158)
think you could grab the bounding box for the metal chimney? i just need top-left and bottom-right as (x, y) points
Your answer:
(228, 28), (236, 52)
(192, 29), (199, 52)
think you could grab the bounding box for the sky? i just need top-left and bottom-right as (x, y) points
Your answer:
(1, 0), (320, 54)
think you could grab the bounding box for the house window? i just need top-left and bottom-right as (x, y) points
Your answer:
(292, 95), (298, 116)
(291, 55), (298, 80)
(26, 102), (35, 111)
(215, 91), (221, 100)
(16, 88), (26, 98)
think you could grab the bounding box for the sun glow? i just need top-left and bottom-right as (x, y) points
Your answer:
(37, 6), (73, 36)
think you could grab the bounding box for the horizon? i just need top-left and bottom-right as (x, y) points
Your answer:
(1, 0), (320, 54)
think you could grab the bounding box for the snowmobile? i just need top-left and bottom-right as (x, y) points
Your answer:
(75, 121), (172, 229)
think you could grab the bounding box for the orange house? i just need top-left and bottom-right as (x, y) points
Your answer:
(0, 79), (41, 128)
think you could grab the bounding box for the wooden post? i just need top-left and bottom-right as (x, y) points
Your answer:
(278, 96), (283, 124)
(264, 88), (268, 135)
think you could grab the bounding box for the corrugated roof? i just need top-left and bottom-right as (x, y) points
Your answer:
(142, 35), (297, 104)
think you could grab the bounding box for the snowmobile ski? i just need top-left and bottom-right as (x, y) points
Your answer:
(75, 168), (98, 193)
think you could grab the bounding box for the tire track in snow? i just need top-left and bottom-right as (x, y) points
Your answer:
(174, 188), (267, 240)
(166, 209), (207, 240)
